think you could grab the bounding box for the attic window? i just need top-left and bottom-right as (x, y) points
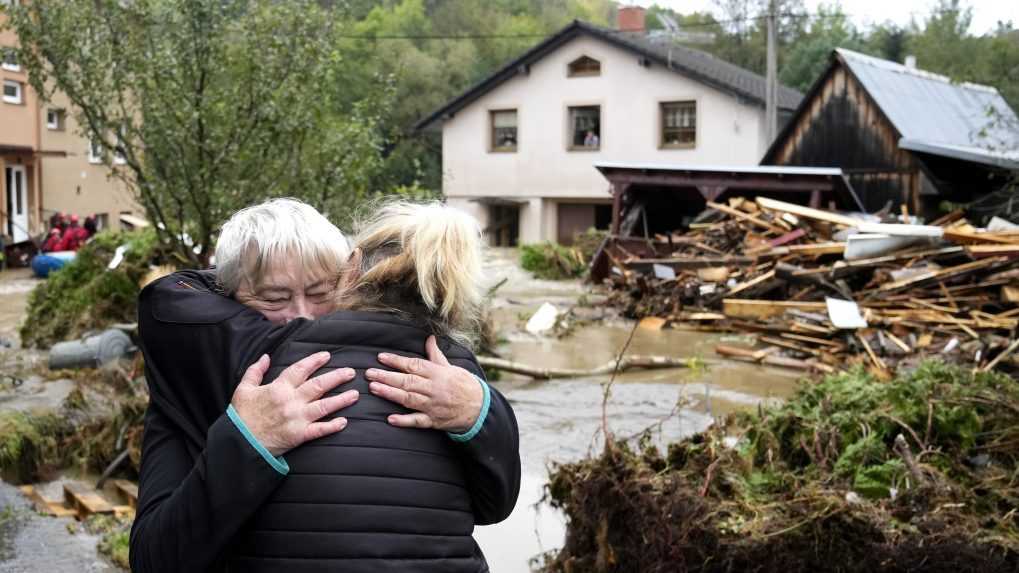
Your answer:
(568, 56), (601, 77)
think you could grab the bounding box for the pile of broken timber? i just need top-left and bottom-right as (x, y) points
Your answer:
(19, 479), (137, 520)
(598, 196), (1019, 377)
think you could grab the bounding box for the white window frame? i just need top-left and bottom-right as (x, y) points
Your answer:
(46, 108), (64, 130)
(2, 79), (22, 104)
(88, 138), (104, 164)
(1, 47), (19, 72)
(113, 146), (127, 165)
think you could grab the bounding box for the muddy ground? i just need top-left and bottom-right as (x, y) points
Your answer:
(0, 250), (799, 571)
(472, 249), (798, 571)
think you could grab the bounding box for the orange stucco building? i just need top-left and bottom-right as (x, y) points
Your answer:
(1, 6), (137, 247)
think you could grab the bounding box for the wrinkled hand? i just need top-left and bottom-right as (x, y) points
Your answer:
(366, 336), (483, 433)
(231, 352), (358, 457)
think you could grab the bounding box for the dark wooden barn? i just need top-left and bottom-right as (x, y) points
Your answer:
(762, 48), (1019, 217)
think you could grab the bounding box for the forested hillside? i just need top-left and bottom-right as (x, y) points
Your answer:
(338, 0), (1018, 192)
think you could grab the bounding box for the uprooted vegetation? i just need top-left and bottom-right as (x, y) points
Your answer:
(0, 362), (147, 484)
(520, 229), (608, 280)
(543, 361), (1019, 573)
(19, 229), (172, 348)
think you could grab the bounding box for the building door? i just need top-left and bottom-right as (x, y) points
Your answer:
(560, 203), (612, 245)
(488, 204), (520, 247)
(5, 165), (28, 243)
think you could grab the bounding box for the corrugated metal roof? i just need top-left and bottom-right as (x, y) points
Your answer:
(837, 48), (1019, 168)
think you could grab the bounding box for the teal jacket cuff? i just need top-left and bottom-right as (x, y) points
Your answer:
(448, 375), (492, 443)
(226, 404), (289, 475)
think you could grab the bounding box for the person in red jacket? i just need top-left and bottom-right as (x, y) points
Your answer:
(57, 215), (90, 251)
(41, 228), (63, 252)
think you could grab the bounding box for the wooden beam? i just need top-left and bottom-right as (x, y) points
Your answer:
(870, 257), (1005, 296)
(722, 299), (828, 320)
(64, 483), (114, 519)
(706, 201), (787, 234)
(756, 196), (860, 227)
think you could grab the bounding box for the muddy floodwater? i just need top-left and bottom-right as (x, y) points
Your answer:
(474, 249), (799, 571)
(0, 251), (799, 572)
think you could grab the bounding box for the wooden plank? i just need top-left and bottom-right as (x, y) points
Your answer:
(857, 333), (888, 373)
(884, 331), (911, 353)
(981, 339), (1019, 372)
(112, 479), (139, 509)
(715, 344), (835, 373)
(967, 244), (1019, 258)
(113, 505), (136, 518)
(625, 256), (766, 271)
(755, 196), (860, 227)
(785, 242), (846, 255)
(679, 312), (727, 321)
(768, 228), (806, 247)
(722, 299), (828, 320)
(726, 270), (777, 298)
(1002, 285), (1019, 304)
(872, 257), (1005, 295)
(639, 317), (667, 331)
(908, 298), (957, 313)
(944, 229), (1019, 245)
(789, 321), (836, 335)
(780, 332), (845, 348)
(759, 336), (825, 356)
(19, 485), (56, 516)
(696, 267), (730, 282)
(64, 483), (114, 519)
(706, 201), (787, 234)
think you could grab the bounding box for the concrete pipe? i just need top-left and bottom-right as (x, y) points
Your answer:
(49, 329), (134, 370)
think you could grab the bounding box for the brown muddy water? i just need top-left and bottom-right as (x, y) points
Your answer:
(474, 249), (799, 571)
(0, 253), (800, 572)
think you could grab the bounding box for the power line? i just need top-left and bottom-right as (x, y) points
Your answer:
(331, 12), (853, 41)
(330, 6), (978, 41)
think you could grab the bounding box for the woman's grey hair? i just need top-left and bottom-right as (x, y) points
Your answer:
(214, 198), (350, 294)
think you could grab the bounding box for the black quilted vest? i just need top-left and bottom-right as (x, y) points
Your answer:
(227, 310), (490, 572)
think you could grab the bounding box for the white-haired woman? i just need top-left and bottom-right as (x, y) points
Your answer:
(132, 199), (519, 573)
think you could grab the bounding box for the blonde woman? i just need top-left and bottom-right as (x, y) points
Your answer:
(133, 199), (519, 573)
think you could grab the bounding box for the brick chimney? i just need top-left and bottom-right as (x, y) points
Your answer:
(618, 6), (646, 33)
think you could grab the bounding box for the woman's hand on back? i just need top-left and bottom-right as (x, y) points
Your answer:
(231, 352), (359, 457)
(366, 336), (484, 433)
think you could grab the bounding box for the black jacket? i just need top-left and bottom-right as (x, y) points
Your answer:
(131, 270), (520, 572)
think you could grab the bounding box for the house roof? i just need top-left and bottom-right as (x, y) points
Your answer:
(415, 20), (803, 131)
(765, 48), (1019, 169)
(594, 161), (863, 211)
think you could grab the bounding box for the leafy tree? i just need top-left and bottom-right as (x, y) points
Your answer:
(5, 0), (391, 265)
(780, 4), (864, 92)
(864, 22), (908, 63)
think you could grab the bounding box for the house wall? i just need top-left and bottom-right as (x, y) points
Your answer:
(765, 63), (920, 213)
(1, 10), (136, 242)
(38, 90), (138, 231)
(441, 35), (770, 244)
(1, 10), (42, 241)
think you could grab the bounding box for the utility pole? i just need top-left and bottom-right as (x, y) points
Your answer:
(765, 0), (778, 144)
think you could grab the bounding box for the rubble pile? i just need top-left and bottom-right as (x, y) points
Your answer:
(594, 196), (1019, 376)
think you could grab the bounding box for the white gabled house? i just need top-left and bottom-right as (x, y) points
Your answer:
(416, 9), (803, 245)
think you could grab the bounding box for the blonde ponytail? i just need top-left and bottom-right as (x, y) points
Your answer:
(338, 201), (484, 347)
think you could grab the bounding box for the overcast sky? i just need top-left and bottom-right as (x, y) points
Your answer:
(632, 0), (1018, 35)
